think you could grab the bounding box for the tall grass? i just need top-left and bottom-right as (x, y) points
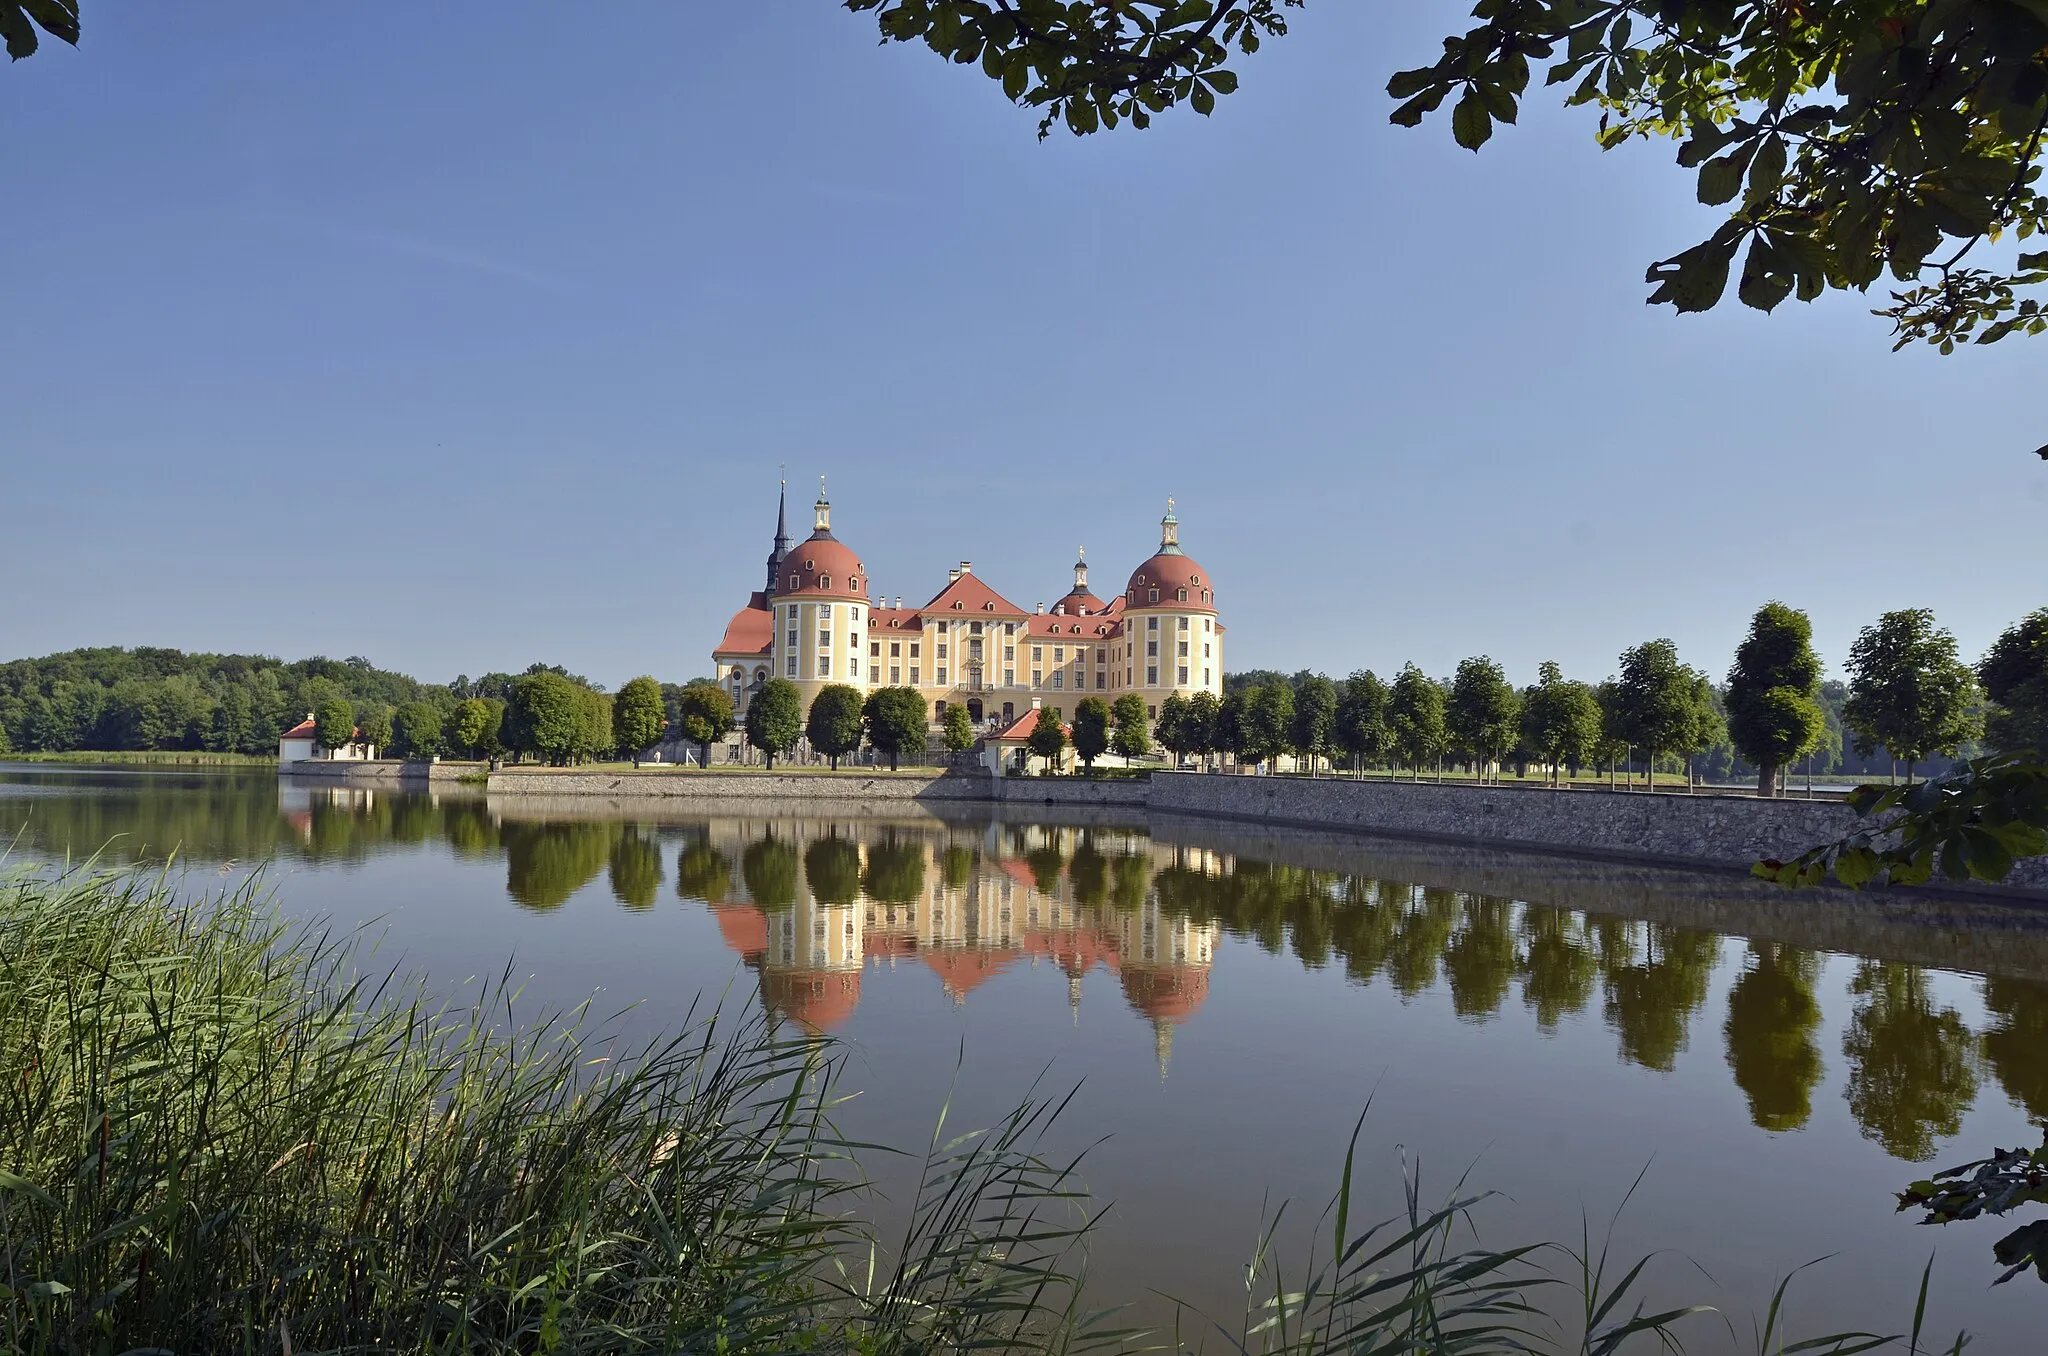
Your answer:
(0, 866), (1971, 1356)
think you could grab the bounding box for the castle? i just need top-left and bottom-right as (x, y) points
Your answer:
(712, 481), (1224, 736)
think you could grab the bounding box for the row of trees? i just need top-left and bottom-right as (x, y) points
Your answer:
(1205, 604), (2046, 795)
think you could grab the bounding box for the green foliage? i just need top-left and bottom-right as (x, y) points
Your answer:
(1154, 691), (1193, 761)
(313, 696), (355, 752)
(1520, 661), (1603, 783)
(1980, 607), (2048, 759)
(1070, 696), (1111, 770)
(1240, 683), (1295, 766)
(1900, 1131), (2048, 1285)
(1447, 656), (1520, 778)
(612, 676), (667, 762)
(673, 679), (735, 765)
(942, 700), (975, 753)
(577, 687), (615, 763)
(607, 827), (664, 909)
(1289, 672), (1338, 770)
(1841, 962), (1980, 1163)
(1388, 665), (1447, 773)
(674, 840), (732, 903)
(805, 833), (864, 907)
(450, 696), (503, 759)
(861, 831), (928, 905)
(746, 678), (804, 770)
(1335, 670), (1390, 771)
(356, 704), (395, 754)
(847, 0), (1302, 138)
(808, 684), (867, 769)
(0, 0), (77, 60)
(1722, 943), (1824, 1133)
(509, 671), (586, 766)
(862, 686), (928, 771)
(1727, 602), (1826, 794)
(741, 834), (799, 909)
(1612, 639), (1712, 786)
(0, 716), (9, 754)
(390, 700), (443, 759)
(1026, 705), (1068, 772)
(1181, 689), (1219, 761)
(1110, 691), (1152, 759)
(1843, 609), (1981, 780)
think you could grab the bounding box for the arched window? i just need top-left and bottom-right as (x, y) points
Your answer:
(1192, 574), (1200, 585)
(1127, 590), (1136, 603)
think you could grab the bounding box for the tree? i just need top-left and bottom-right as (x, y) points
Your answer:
(942, 701), (975, 754)
(1679, 671), (1727, 790)
(1289, 673), (1338, 773)
(804, 834), (863, 906)
(1216, 687), (1250, 767)
(1521, 661), (1602, 785)
(1027, 705), (1068, 773)
(450, 696), (503, 760)
(1155, 692), (1193, 764)
(1611, 640), (1703, 792)
(1843, 609), (1981, 784)
(1109, 692), (1152, 760)
(1070, 696), (1111, 772)
(1388, 665), (1447, 778)
(576, 688), (614, 764)
(1447, 656), (1520, 783)
(1242, 683), (1295, 768)
(1727, 602), (1827, 797)
(808, 684), (866, 770)
(1183, 689), (1220, 766)
(673, 680), (735, 767)
(857, 1), (2048, 356)
(1841, 962), (1980, 1162)
(745, 678), (803, 770)
(355, 704), (394, 756)
(1980, 608), (2048, 759)
(1723, 943), (1825, 1133)
(390, 701), (444, 760)
(0, 717), (8, 754)
(1335, 670), (1390, 773)
(314, 696), (355, 754)
(612, 675), (667, 767)
(863, 686), (928, 771)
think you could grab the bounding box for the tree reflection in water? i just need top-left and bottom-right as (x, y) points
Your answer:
(1723, 943), (1826, 1132)
(1841, 963), (1981, 1162)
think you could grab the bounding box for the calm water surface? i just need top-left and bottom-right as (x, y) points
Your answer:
(5, 763), (2047, 1349)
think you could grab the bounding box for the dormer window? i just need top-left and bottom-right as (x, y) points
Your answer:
(1149, 588), (1159, 603)
(983, 602), (995, 612)
(804, 558), (814, 569)
(821, 575), (831, 589)
(1192, 574), (1200, 585)
(1177, 588), (1188, 602)
(789, 575), (799, 591)
(851, 577), (859, 590)
(1127, 590), (1136, 603)
(952, 601), (963, 610)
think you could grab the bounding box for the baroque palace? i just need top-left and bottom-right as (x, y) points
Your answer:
(713, 482), (1224, 734)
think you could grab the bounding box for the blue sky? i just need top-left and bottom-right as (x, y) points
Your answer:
(4, 2), (2042, 692)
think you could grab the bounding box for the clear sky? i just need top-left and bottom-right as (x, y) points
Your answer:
(5, 2), (2042, 692)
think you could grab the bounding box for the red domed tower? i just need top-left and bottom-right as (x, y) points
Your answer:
(767, 480), (874, 705)
(1117, 500), (1222, 708)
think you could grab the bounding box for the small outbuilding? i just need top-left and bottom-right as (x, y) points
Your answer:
(983, 701), (1068, 777)
(277, 713), (377, 763)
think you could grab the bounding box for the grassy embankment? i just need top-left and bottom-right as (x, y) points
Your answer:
(1, 750), (278, 767)
(0, 866), (1966, 1355)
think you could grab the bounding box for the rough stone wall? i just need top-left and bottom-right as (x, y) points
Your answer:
(1146, 772), (2048, 893)
(282, 760), (473, 784)
(483, 769), (988, 802)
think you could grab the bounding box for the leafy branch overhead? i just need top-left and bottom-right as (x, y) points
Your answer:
(0, 0), (75, 61)
(849, 1), (2048, 351)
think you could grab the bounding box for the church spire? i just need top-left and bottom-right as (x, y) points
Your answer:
(812, 475), (833, 537)
(765, 471), (793, 594)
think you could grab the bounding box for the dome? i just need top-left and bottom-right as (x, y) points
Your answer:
(1124, 551), (1216, 611)
(761, 967), (862, 1034)
(775, 533), (869, 602)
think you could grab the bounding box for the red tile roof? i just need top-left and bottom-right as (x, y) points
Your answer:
(920, 572), (1029, 618)
(715, 596), (775, 656)
(991, 707), (1067, 743)
(281, 719), (318, 740)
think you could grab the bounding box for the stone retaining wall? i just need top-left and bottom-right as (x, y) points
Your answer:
(283, 759), (475, 784)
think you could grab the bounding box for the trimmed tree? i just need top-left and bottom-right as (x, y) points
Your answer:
(1727, 602), (1827, 797)
(511, 672), (584, 766)
(1979, 608), (2048, 760)
(1335, 669), (1391, 774)
(355, 704), (394, 756)
(1521, 661), (1602, 785)
(313, 696), (355, 755)
(673, 680), (735, 768)
(1183, 689), (1220, 767)
(576, 689), (615, 764)
(942, 700), (976, 754)
(1388, 665), (1447, 778)
(1613, 640), (1702, 792)
(1071, 696), (1111, 772)
(391, 701), (444, 760)
(863, 685), (929, 772)
(1448, 656), (1521, 783)
(1109, 692), (1151, 760)
(1155, 692), (1192, 764)
(612, 676), (667, 767)
(1841, 609), (1980, 785)
(1027, 705), (1069, 773)
(1242, 683), (1295, 769)
(745, 677), (803, 770)
(450, 697), (502, 760)
(1290, 673), (1338, 773)
(807, 683), (866, 770)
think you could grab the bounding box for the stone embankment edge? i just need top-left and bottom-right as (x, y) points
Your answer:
(283, 759), (477, 784)
(474, 767), (2046, 898)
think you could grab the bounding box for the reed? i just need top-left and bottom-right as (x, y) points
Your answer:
(0, 866), (1970, 1356)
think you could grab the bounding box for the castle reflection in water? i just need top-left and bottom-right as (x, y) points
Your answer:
(690, 819), (1215, 1073)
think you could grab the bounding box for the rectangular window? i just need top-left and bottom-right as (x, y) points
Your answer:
(851, 632), (861, 650)
(1096, 648), (1105, 663)
(1204, 618), (1212, 632)
(1179, 616), (1189, 631)
(1147, 705), (1156, 719)
(1095, 673), (1106, 689)
(1005, 668), (1016, 686)
(1148, 617), (1159, 631)
(1053, 647), (1064, 663)
(971, 621), (983, 634)
(891, 666), (902, 684)
(1004, 645), (1015, 661)
(1178, 641), (1189, 657)
(870, 642), (881, 658)
(1203, 667), (1211, 685)
(852, 658), (862, 678)
(937, 667), (948, 684)
(819, 631), (831, 649)
(910, 643), (920, 658)
(788, 657), (799, 677)
(910, 666), (920, 685)
(937, 642), (948, 659)
(1147, 640), (1158, 657)
(1147, 666), (1159, 685)
(819, 657), (831, 677)
(1178, 665), (1189, 685)
(890, 642), (901, 657)
(1032, 647), (1043, 662)
(1051, 672), (1064, 689)
(787, 630), (798, 649)
(1031, 670), (1043, 689)
(1203, 642), (1211, 658)
(818, 605), (832, 623)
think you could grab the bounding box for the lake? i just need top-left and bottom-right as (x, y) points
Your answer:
(4, 762), (2045, 1349)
